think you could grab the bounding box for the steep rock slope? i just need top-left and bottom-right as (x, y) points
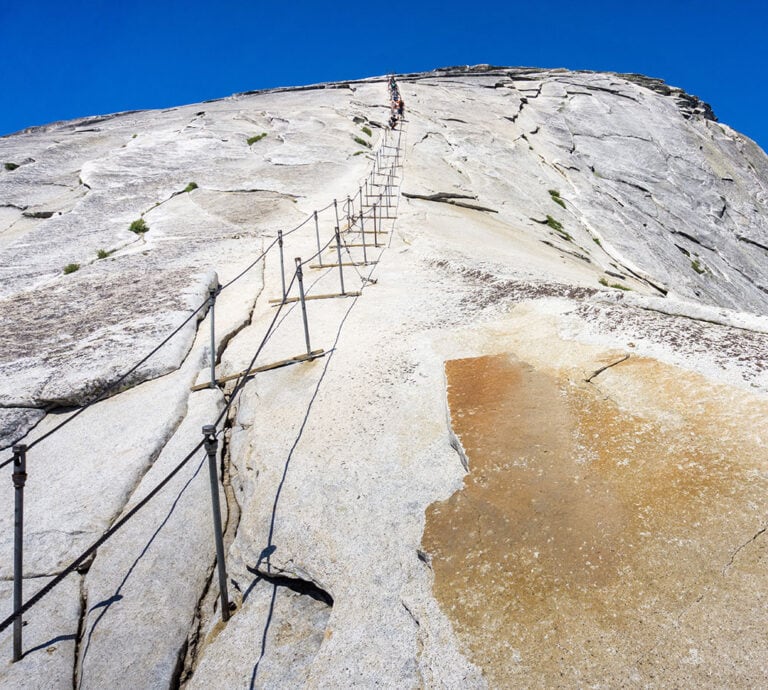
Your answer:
(1, 66), (768, 688)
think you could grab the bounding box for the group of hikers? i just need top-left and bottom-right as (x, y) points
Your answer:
(388, 76), (405, 129)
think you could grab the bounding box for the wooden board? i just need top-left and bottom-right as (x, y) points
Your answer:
(309, 261), (375, 269)
(190, 350), (326, 391)
(267, 291), (361, 305)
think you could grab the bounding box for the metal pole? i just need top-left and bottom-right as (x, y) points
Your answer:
(373, 203), (379, 247)
(208, 285), (218, 389)
(203, 426), (230, 622)
(295, 258), (312, 355)
(360, 206), (368, 265)
(278, 230), (286, 300)
(335, 228), (346, 295)
(364, 179), (369, 206)
(333, 199), (340, 232)
(346, 195), (351, 228)
(313, 211), (322, 268)
(12, 444), (27, 662)
(359, 186), (363, 220)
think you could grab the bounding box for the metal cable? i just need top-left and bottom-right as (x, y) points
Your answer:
(0, 438), (206, 635)
(25, 300), (209, 452)
(213, 270), (299, 427)
(1, 84), (405, 631)
(10, 198), (359, 453)
(219, 237), (279, 291)
(300, 229), (338, 268)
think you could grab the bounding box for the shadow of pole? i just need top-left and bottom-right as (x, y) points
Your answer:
(249, 582), (277, 690)
(257, 296), (359, 574)
(249, 296), (359, 685)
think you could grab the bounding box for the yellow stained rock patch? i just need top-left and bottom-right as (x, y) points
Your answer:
(423, 352), (768, 686)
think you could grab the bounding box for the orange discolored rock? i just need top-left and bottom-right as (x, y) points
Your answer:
(423, 352), (768, 686)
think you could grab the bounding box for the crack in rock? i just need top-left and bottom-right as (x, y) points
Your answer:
(403, 191), (497, 213)
(250, 569), (333, 607)
(584, 354), (631, 383)
(722, 526), (767, 575)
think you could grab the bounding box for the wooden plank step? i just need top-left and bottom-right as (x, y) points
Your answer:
(326, 245), (383, 252)
(309, 262), (376, 269)
(268, 290), (361, 305)
(191, 350), (326, 391)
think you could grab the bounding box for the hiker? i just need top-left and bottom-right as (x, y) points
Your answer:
(397, 99), (405, 116)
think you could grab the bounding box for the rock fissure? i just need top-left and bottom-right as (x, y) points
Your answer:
(736, 234), (768, 253)
(178, 561), (217, 685)
(584, 354), (631, 382)
(251, 570), (333, 607)
(722, 525), (767, 575)
(570, 83), (640, 102)
(72, 574), (87, 690)
(671, 229), (716, 252)
(403, 191), (497, 213)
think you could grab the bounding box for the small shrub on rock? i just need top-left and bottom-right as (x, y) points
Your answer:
(129, 218), (149, 234)
(247, 133), (267, 145)
(63, 263), (80, 274)
(545, 215), (563, 232)
(548, 189), (566, 209)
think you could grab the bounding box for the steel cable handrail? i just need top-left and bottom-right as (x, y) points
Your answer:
(1, 80), (406, 640)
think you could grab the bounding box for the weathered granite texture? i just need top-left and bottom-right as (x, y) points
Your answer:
(1, 66), (768, 688)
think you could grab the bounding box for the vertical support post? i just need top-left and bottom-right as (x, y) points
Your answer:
(333, 199), (340, 232)
(359, 186), (363, 219)
(277, 230), (286, 300)
(373, 203), (379, 247)
(364, 179), (369, 205)
(313, 211), (322, 268)
(208, 284), (218, 389)
(346, 195), (351, 228)
(203, 426), (230, 622)
(360, 206), (368, 265)
(295, 258), (312, 355)
(335, 228), (346, 295)
(12, 444), (27, 662)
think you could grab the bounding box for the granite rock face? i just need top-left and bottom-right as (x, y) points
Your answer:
(1, 66), (768, 688)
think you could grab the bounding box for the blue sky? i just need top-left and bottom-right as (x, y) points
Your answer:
(2, 1), (767, 151)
